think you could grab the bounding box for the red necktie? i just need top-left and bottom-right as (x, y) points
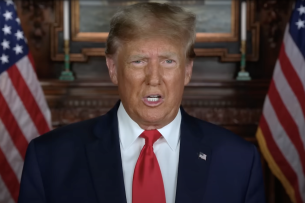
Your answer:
(132, 130), (166, 203)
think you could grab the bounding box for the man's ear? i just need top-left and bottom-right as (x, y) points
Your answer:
(184, 60), (193, 85)
(106, 55), (118, 85)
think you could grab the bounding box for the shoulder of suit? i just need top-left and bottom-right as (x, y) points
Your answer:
(32, 113), (110, 146)
(186, 114), (255, 153)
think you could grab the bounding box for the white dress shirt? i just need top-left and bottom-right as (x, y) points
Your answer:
(117, 102), (181, 203)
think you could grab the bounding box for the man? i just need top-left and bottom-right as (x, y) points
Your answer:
(18, 3), (265, 203)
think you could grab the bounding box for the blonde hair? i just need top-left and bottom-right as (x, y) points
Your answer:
(105, 2), (196, 59)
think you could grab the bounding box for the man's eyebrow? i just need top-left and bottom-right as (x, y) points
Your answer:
(127, 54), (149, 60)
(158, 52), (178, 58)
(127, 52), (178, 60)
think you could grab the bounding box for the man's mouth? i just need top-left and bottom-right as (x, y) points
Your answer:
(142, 94), (164, 107)
(146, 95), (162, 102)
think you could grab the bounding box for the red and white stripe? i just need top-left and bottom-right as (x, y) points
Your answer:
(0, 54), (51, 203)
(0, 175), (14, 203)
(260, 25), (305, 203)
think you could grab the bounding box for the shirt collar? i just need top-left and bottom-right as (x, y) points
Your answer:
(157, 109), (181, 151)
(117, 102), (181, 151)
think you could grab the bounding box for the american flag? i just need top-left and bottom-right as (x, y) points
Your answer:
(256, 0), (305, 203)
(0, 0), (51, 202)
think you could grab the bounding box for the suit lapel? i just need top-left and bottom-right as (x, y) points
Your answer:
(85, 102), (127, 203)
(175, 108), (212, 203)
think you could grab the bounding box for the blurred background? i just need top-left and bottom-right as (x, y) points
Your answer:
(1, 0), (304, 203)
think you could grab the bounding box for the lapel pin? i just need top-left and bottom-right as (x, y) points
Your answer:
(199, 152), (207, 161)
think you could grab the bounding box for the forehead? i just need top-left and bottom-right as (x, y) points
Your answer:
(118, 36), (185, 58)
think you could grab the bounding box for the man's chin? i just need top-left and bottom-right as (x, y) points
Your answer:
(137, 110), (170, 129)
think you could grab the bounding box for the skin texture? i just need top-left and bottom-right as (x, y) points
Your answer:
(106, 36), (193, 130)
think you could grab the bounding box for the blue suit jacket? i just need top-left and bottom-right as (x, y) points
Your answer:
(18, 102), (265, 203)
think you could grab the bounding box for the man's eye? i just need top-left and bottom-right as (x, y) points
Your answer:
(133, 60), (142, 64)
(165, 59), (173, 63)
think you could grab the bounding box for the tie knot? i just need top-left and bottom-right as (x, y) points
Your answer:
(140, 130), (162, 146)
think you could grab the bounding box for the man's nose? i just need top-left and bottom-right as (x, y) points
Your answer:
(145, 60), (162, 86)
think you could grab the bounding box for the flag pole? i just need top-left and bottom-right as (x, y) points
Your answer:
(236, 0), (251, 81)
(59, 0), (74, 81)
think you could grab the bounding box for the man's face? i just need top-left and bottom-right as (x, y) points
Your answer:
(106, 36), (193, 129)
